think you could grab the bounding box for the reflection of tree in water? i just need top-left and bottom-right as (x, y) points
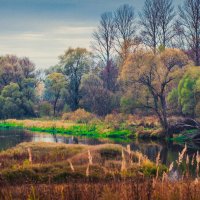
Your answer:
(128, 140), (186, 166)
(130, 141), (162, 162)
(52, 133), (58, 143)
(68, 137), (103, 145)
(68, 136), (78, 144)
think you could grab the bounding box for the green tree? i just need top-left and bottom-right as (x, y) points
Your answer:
(44, 72), (66, 116)
(0, 55), (37, 118)
(1, 83), (23, 118)
(167, 88), (180, 115)
(59, 48), (91, 110)
(178, 67), (200, 117)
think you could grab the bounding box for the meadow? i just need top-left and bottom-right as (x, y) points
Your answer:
(0, 141), (199, 199)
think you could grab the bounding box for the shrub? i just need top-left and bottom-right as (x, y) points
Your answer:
(62, 109), (96, 123)
(126, 115), (159, 128)
(104, 113), (128, 130)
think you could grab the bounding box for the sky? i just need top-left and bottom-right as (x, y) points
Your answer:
(0, 0), (182, 69)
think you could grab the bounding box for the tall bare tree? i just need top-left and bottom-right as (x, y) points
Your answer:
(172, 20), (187, 50)
(139, 0), (160, 53)
(114, 4), (136, 61)
(92, 12), (115, 64)
(179, 0), (200, 66)
(157, 0), (175, 48)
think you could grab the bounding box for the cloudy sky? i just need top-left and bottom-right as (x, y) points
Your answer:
(0, 0), (182, 69)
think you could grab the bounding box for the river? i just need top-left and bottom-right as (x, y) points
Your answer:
(1, 129), (200, 167)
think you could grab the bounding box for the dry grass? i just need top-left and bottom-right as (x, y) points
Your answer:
(0, 142), (164, 187)
(0, 142), (199, 199)
(1, 178), (200, 200)
(6, 119), (76, 129)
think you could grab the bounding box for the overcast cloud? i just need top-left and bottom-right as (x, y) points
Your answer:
(0, 0), (182, 68)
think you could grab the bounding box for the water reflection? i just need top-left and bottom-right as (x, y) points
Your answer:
(1, 129), (200, 167)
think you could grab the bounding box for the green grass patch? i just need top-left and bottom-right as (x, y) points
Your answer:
(0, 121), (134, 140)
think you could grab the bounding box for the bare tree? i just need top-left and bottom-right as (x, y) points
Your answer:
(172, 20), (187, 50)
(157, 0), (175, 48)
(114, 4), (136, 61)
(179, 0), (200, 66)
(139, 0), (160, 53)
(92, 12), (115, 64)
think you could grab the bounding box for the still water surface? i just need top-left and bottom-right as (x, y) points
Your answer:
(1, 129), (200, 167)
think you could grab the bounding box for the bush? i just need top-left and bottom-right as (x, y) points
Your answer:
(62, 109), (96, 123)
(104, 113), (128, 130)
(126, 115), (159, 128)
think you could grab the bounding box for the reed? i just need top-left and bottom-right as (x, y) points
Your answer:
(177, 144), (187, 166)
(69, 161), (75, 172)
(27, 148), (32, 164)
(121, 148), (127, 172)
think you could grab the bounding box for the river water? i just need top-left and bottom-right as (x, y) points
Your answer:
(1, 129), (200, 167)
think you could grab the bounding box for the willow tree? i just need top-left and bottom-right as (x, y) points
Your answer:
(120, 49), (190, 136)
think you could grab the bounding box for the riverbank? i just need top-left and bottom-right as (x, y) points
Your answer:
(0, 116), (164, 140)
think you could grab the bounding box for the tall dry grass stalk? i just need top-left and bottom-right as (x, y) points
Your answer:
(86, 164), (89, 177)
(156, 166), (160, 180)
(69, 161), (75, 172)
(196, 151), (200, 178)
(27, 147), (32, 164)
(127, 145), (131, 155)
(121, 148), (127, 172)
(186, 155), (189, 165)
(191, 154), (195, 166)
(156, 151), (161, 167)
(155, 151), (161, 180)
(88, 150), (93, 165)
(127, 144), (133, 164)
(177, 144), (187, 166)
(162, 172), (168, 183)
(138, 152), (141, 166)
(168, 162), (174, 173)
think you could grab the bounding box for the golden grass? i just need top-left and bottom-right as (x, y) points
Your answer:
(6, 119), (77, 129)
(0, 142), (161, 186)
(1, 178), (200, 200)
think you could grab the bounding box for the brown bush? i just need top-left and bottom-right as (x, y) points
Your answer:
(104, 113), (128, 129)
(62, 109), (97, 123)
(126, 115), (159, 128)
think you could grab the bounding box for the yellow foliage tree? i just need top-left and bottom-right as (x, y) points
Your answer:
(120, 49), (191, 136)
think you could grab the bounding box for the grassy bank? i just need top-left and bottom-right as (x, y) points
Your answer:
(0, 142), (166, 185)
(0, 116), (163, 140)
